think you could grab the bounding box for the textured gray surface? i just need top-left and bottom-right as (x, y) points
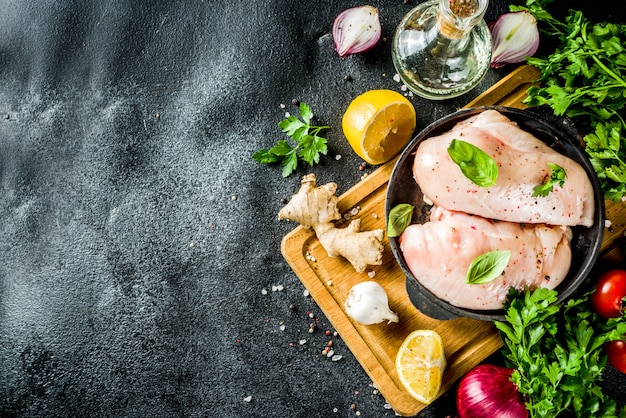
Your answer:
(1, 1), (624, 417)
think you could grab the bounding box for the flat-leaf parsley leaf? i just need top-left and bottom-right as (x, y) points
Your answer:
(495, 286), (626, 417)
(532, 162), (566, 197)
(513, 0), (626, 201)
(253, 102), (329, 177)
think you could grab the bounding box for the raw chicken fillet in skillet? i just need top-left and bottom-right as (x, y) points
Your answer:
(399, 109), (595, 310)
(413, 109), (595, 227)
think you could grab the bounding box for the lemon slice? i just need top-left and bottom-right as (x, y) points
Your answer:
(395, 329), (446, 404)
(342, 89), (416, 165)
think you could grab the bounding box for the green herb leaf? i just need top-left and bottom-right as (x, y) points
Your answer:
(518, 0), (626, 201)
(465, 250), (511, 284)
(495, 283), (626, 417)
(298, 134), (328, 166)
(447, 139), (498, 187)
(387, 203), (414, 237)
(281, 151), (298, 178)
(532, 162), (567, 197)
(252, 149), (282, 164)
(253, 102), (330, 177)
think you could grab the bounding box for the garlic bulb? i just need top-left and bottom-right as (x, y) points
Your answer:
(332, 6), (381, 58)
(344, 281), (399, 325)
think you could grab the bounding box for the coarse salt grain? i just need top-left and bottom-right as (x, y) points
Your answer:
(299, 339), (307, 345)
(279, 325), (286, 331)
(371, 213), (378, 219)
(605, 220), (612, 228)
(243, 395), (252, 403)
(335, 154), (342, 160)
(367, 271), (376, 278)
(331, 354), (342, 362)
(393, 73), (401, 82)
(261, 288), (268, 295)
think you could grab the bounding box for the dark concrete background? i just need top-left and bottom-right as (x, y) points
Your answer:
(1, 1), (624, 417)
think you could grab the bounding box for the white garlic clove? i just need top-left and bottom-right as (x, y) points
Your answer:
(344, 281), (399, 325)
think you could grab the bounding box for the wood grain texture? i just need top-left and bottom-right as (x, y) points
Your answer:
(281, 65), (625, 416)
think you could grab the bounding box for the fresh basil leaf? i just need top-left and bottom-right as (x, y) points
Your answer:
(465, 250), (511, 284)
(387, 203), (414, 238)
(447, 139), (498, 187)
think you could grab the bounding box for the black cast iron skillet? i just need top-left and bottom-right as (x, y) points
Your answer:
(385, 106), (605, 321)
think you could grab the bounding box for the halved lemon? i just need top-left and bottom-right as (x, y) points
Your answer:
(395, 329), (446, 404)
(342, 89), (416, 165)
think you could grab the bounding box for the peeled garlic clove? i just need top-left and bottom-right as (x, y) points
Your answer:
(344, 281), (399, 325)
(489, 11), (539, 68)
(332, 5), (381, 58)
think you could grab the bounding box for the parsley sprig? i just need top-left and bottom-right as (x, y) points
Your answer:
(495, 287), (626, 418)
(253, 102), (329, 177)
(532, 162), (567, 197)
(512, 0), (626, 201)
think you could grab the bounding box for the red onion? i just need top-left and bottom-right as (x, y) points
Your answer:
(457, 364), (528, 418)
(332, 6), (381, 58)
(489, 11), (539, 68)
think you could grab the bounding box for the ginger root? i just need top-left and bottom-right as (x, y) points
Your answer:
(279, 173), (384, 273)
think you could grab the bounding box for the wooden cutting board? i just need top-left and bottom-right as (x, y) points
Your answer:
(281, 64), (626, 417)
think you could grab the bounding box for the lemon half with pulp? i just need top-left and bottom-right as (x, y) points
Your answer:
(395, 329), (446, 404)
(342, 89), (416, 165)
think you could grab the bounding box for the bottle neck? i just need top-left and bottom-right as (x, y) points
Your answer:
(436, 0), (488, 40)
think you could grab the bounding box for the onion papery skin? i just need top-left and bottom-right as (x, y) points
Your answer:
(332, 6), (381, 58)
(489, 11), (539, 68)
(457, 364), (528, 418)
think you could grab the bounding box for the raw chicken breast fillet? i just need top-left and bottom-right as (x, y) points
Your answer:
(413, 109), (595, 227)
(399, 206), (572, 310)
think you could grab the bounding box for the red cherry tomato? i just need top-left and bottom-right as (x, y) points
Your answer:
(606, 340), (626, 374)
(590, 269), (626, 319)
